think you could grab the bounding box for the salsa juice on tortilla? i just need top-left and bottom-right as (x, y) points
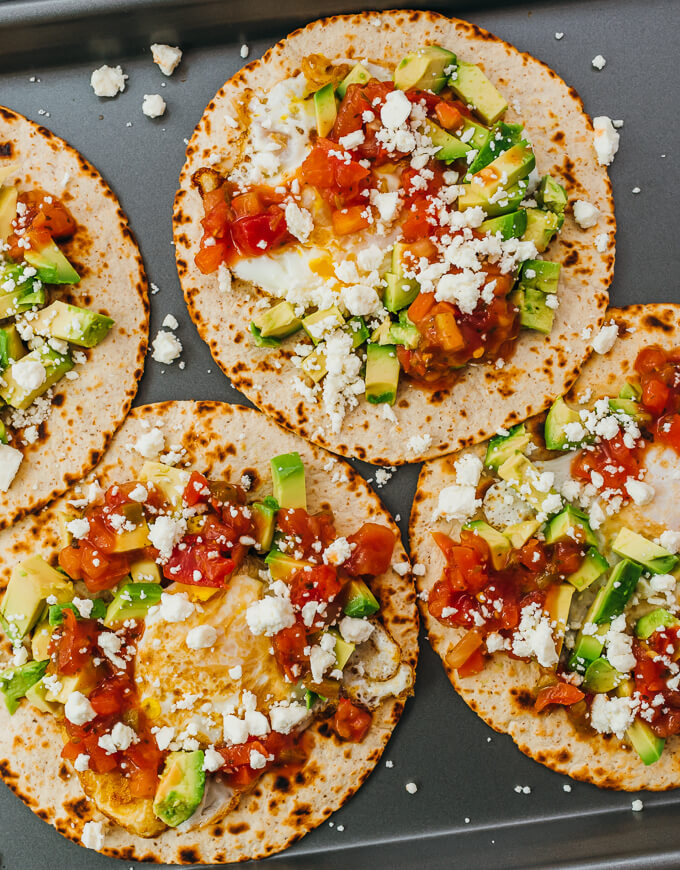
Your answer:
(192, 46), (565, 433)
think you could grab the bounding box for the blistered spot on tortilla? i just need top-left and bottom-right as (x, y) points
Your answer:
(0, 141), (13, 156)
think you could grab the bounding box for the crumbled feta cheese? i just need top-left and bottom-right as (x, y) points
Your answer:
(186, 625), (218, 650)
(406, 433), (432, 456)
(228, 665), (243, 680)
(246, 596), (296, 636)
(158, 591), (195, 623)
(81, 820), (105, 851)
(249, 749), (267, 769)
(65, 691), (96, 726)
(511, 602), (558, 667)
(284, 202), (314, 243)
(341, 283), (380, 317)
(155, 726), (175, 751)
(142, 94), (166, 118)
(338, 130), (366, 150)
(380, 90), (412, 128)
(161, 314), (178, 331)
(631, 799), (644, 812)
(434, 484), (481, 523)
(223, 714), (249, 744)
(203, 747), (224, 772)
(455, 453), (483, 487)
(0, 444), (23, 492)
(625, 478), (654, 505)
(151, 329), (183, 364)
(270, 702), (308, 734)
(66, 517), (90, 540)
(133, 426), (165, 458)
(405, 781), (418, 794)
(74, 753), (90, 772)
(323, 537), (352, 566)
(217, 262), (231, 292)
(12, 357), (46, 391)
(591, 54), (607, 70)
(150, 43), (182, 76)
(98, 632), (127, 669)
(590, 694), (635, 738)
(594, 233), (609, 253)
(148, 515), (186, 562)
(90, 65), (127, 97)
(605, 618), (636, 673)
(592, 323), (618, 354)
(659, 531), (680, 554)
(593, 116), (620, 166)
(339, 616), (374, 645)
(573, 200), (600, 229)
(309, 634), (337, 683)
(99, 721), (136, 754)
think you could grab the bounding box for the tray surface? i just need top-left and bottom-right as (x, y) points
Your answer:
(0, 0), (678, 867)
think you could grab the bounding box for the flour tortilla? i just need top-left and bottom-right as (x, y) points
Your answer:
(173, 10), (614, 466)
(0, 107), (148, 528)
(409, 304), (680, 790)
(0, 400), (418, 862)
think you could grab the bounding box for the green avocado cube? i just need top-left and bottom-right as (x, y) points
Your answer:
(265, 548), (314, 581)
(536, 175), (568, 215)
(569, 630), (606, 674)
(250, 322), (281, 348)
(612, 528), (678, 575)
(328, 628), (355, 669)
(0, 282), (46, 319)
(314, 82), (338, 138)
(635, 608), (680, 639)
(342, 578), (380, 618)
(544, 396), (591, 450)
(458, 117), (492, 151)
(470, 142), (535, 199)
(544, 505), (598, 548)
(484, 423), (530, 470)
(0, 345), (73, 410)
(464, 520), (510, 569)
(457, 180), (527, 217)
(422, 120), (470, 163)
(502, 519), (540, 550)
(346, 316), (369, 348)
(0, 555), (73, 644)
(48, 598), (107, 626)
(394, 46), (456, 94)
(626, 718), (665, 766)
(387, 313), (420, 349)
(566, 547), (609, 592)
(466, 121), (523, 176)
(153, 750), (206, 827)
(104, 583), (163, 627)
(302, 306), (345, 345)
(251, 501), (277, 552)
(520, 260), (561, 295)
(365, 343), (399, 405)
(582, 657), (622, 693)
(24, 238), (79, 284)
(497, 453), (562, 516)
(608, 398), (651, 425)
(480, 209), (527, 240)
(252, 301), (302, 340)
(271, 452), (306, 510)
(522, 207), (564, 253)
(29, 300), (114, 348)
(448, 60), (508, 125)
(384, 273), (420, 314)
(510, 286), (555, 335)
(591, 560), (642, 625)
(336, 63), (371, 99)
(0, 324), (27, 372)
(0, 659), (49, 715)
(0, 186), (18, 243)
(619, 380), (642, 401)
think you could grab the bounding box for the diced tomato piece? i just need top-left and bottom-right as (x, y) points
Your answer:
(332, 697), (372, 742)
(656, 413), (680, 453)
(58, 544), (83, 580)
(434, 100), (464, 131)
(642, 377), (671, 416)
(164, 540), (235, 587)
(571, 433), (640, 494)
(332, 205), (370, 236)
(535, 682), (585, 712)
(289, 564), (341, 608)
(519, 539), (549, 574)
(635, 346), (668, 376)
(344, 523), (396, 577)
(276, 509), (337, 559)
(125, 736), (162, 798)
(231, 191), (263, 218)
(183, 470), (211, 506)
(427, 580), (481, 628)
(408, 291), (436, 325)
(447, 628), (484, 669)
(552, 540), (584, 575)
(231, 206), (289, 257)
(51, 610), (99, 675)
(457, 648), (485, 677)
(78, 541), (132, 592)
(195, 239), (230, 274)
(273, 622), (309, 681)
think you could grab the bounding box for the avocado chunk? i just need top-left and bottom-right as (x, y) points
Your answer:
(464, 520), (510, 569)
(536, 175), (568, 215)
(480, 209), (527, 240)
(582, 657), (622, 693)
(387, 312), (420, 349)
(0, 185), (18, 243)
(314, 82), (337, 138)
(251, 500), (277, 551)
(611, 528), (678, 575)
(422, 120), (470, 162)
(300, 345), (327, 382)
(448, 60), (508, 125)
(30, 300), (114, 348)
(522, 207), (563, 253)
(346, 316), (370, 348)
(484, 423), (531, 470)
(130, 558), (162, 584)
(520, 260), (561, 295)
(466, 121), (523, 176)
(0, 324), (26, 372)
(394, 46), (456, 94)
(45, 668), (98, 705)
(619, 380), (642, 401)
(139, 461), (190, 512)
(459, 117), (492, 151)
(510, 286), (555, 335)
(387, 242), (422, 312)
(635, 608), (680, 639)
(608, 397), (651, 425)
(0, 345), (73, 410)
(49, 598), (107, 626)
(336, 63), (371, 99)
(25, 678), (61, 715)
(502, 518), (540, 549)
(569, 629), (606, 673)
(328, 628), (355, 669)
(0, 280), (46, 318)
(470, 142), (535, 199)
(271, 451), (306, 510)
(590, 560), (642, 625)
(544, 505), (598, 548)
(265, 548), (314, 582)
(24, 238), (80, 284)
(342, 578), (380, 618)
(31, 619), (53, 661)
(627, 718), (665, 766)
(154, 750), (206, 827)
(497, 453), (562, 516)
(457, 180), (527, 217)
(566, 547), (609, 592)
(104, 583), (163, 627)
(252, 301), (302, 340)
(365, 343), (400, 405)
(0, 555), (73, 643)
(0, 659), (48, 715)
(250, 323), (282, 349)
(544, 396), (591, 450)
(302, 306), (345, 345)
(544, 582), (574, 656)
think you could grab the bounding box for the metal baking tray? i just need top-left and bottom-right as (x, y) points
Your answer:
(0, 0), (678, 867)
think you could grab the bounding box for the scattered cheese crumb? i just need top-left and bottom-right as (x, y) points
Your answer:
(591, 54), (607, 70)
(142, 94), (166, 118)
(90, 65), (127, 98)
(150, 44), (182, 76)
